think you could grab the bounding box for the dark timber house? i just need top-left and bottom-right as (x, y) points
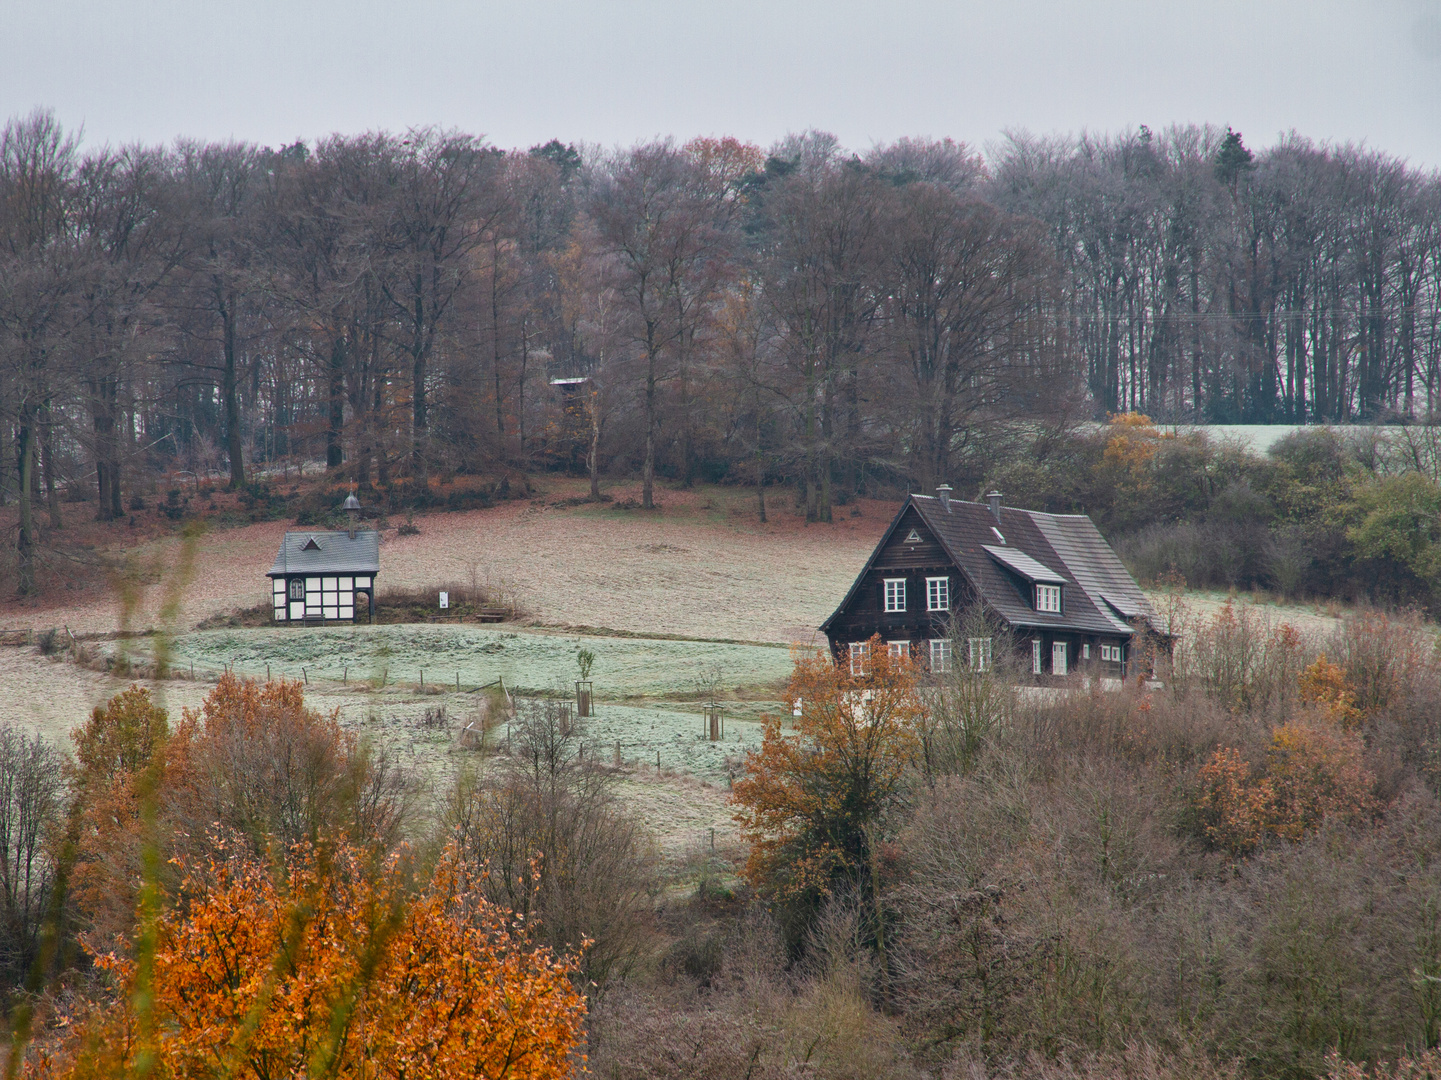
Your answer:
(820, 488), (1160, 679)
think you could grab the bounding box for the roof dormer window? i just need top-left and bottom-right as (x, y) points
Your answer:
(1036, 583), (1062, 613)
(302, 537), (321, 551)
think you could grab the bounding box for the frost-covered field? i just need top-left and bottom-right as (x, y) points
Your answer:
(111, 624), (797, 698)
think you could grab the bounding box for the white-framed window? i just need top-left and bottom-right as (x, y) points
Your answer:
(968, 637), (992, 671)
(930, 638), (952, 673)
(1036, 584), (1061, 613)
(1032, 639), (1043, 674)
(884, 578), (907, 612)
(288, 578), (305, 601)
(1083, 643), (1090, 660)
(887, 640), (909, 660)
(849, 641), (870, 676)
(926, 576), (950, 612)
(1101, 643), (1122, 663)
(1052, 641), (1068, 676)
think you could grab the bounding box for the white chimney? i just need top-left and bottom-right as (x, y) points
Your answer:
(936, 484), (952, 512)
(986, 491), (1002, 523)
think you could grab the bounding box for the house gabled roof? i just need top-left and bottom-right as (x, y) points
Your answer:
(268, 531), (380, 577)
(821, 495), (1156, 638)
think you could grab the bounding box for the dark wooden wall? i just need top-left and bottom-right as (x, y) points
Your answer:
(824, 508), (1136, 677)
(824, 507), (968, 648)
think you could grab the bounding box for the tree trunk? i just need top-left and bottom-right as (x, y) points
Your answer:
(755, 386), (767, 523)
(642, 325), (658, 511)
(588, 389), (601, 501)
(39, 401), (61, 530)
(91, 376), (121, 521)
(490, 246), (506, 452)
(16, 413), (36, 596)
(327, 340), (345, 470)
(220, 291), (246, 489)
(755, 448), (766, 524)
(411, 285), (427, 481)
(517, 319), (529, 465)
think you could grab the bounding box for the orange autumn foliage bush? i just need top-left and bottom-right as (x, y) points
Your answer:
(65, 676), (411, 952)
(1195, 718), (1376, 856)
(1264, 719), (1377, 840)
(732, 636), (921, 905)
(167, 673), (410, 855)
(1193, 746), (1271, 856)
(46, 841), (586, 1080)
(1298, 653), (1362, 726)
(65, 685), (171, 947)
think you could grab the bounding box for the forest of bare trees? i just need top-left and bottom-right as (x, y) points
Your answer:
(2, 110), (1440, 590)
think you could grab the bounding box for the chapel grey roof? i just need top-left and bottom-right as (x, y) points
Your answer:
(267, 531), (380, 577)
(822, 495), (1156, 638)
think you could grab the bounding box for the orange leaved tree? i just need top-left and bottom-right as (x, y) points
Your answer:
(63, 676), (412, 955)
(65, 685), (170, 949)
(1195, 719), (1376, 856)
(1297, 653), (1362, 727)
(732, 637), (921, 943)
(166, 673), (411, 857)
(49, 840), (586, 1079)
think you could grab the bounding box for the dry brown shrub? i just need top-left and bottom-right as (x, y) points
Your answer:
(1008, 679), (1240, 777)
(941, 1042), (1238, 1079)
(443, 698), (657, 990)
(1326, 610), (1437, 718)
(1324, 611), (1441, 769)
(889, 758), (1170, 1062)
(587, 904), (917, 1080)
(1169, 599), (1313, 717)
(166, 674), (414, 859)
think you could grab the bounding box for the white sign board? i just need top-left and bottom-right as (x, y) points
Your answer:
(439, 591), (449, 609)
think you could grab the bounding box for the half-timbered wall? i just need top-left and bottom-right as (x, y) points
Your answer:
(272, 575), (373, 622)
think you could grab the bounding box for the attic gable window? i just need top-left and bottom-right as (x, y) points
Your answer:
(1036, 584), (1062, 613)
(884, 578), (907, 612)
(904, 528), (923, 544)
(301, 537), (321, 551)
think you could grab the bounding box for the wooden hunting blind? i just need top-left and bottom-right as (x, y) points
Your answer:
(268, 500), (379, 623)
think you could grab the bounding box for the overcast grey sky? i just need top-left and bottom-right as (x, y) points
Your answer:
(3, 0), (1440, 167)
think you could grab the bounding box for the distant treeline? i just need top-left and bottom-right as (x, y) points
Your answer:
(1, 110), (1439, 590)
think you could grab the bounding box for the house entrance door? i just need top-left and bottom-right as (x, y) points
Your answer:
(1052, 641), (1068, 676)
